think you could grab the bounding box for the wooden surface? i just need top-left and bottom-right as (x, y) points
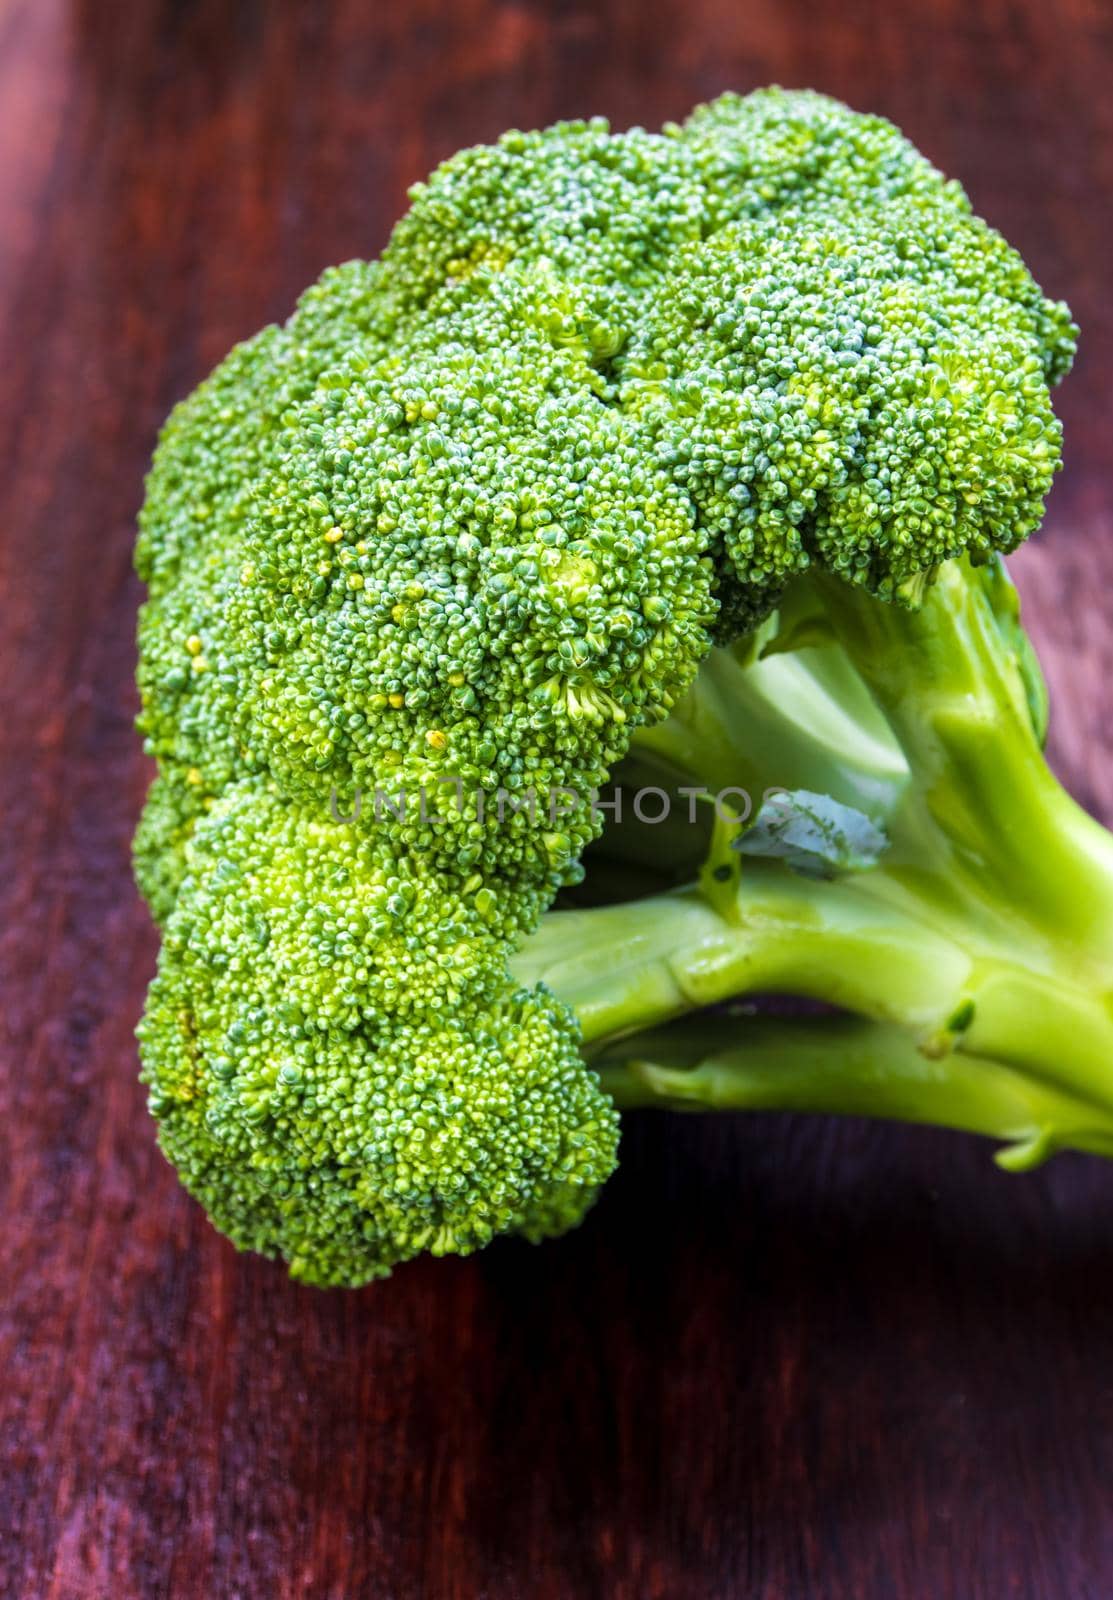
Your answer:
(2, 1), (1113, 1595)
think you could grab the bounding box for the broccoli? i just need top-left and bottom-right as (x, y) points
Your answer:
(134, 89), (1093, 1286)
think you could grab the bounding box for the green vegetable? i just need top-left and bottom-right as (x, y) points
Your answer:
(134, 89), (1091, 1286)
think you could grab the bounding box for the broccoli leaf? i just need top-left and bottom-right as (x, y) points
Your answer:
(733, 789), (888, 879)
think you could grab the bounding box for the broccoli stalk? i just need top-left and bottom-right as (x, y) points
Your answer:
(593, 1018), (1113, 1168)
(515, 557), (1113, 1169)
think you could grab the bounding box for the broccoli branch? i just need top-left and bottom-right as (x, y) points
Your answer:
(517, 558), (1113, 1169)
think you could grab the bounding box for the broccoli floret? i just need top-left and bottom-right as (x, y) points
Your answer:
(140, 783), (617, 1285)
(624, 204), (1072, 603)
(135, 90), (1085, 1284)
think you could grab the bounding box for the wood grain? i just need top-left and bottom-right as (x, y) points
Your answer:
(2, 1), (1113, 1596)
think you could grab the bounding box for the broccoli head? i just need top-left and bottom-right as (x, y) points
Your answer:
(135, 89), (1079, 1285)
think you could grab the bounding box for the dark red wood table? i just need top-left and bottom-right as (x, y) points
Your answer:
(3, 2), (1113, 1595)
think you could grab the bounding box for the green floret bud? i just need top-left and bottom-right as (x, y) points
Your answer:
(132, 765), (216, 924)
(623, 201), (1071, 601)
(139, 783), (619, 1286)
(226, 283), (714, 877)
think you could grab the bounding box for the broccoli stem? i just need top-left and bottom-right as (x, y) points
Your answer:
(625, 622), (908, 822)
(812, 559), (1113, 956)
(525, 870), (971, 1044)
(518, 557), (1113, 1169)
(522, 858), (1113, 1162)
(592, 1015), (1113, 1167)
